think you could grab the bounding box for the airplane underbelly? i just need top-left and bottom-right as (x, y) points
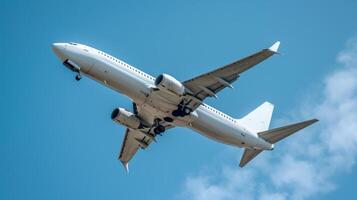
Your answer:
(144, 92), (178, 116)
(190, 109), (247, 147)
(85, 61), (150, 104)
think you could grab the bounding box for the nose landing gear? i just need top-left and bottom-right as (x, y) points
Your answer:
(75, 74), (82, 81)
(63, 59), (82, 81)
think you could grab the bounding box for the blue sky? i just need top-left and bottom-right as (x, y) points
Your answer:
(1, 0), (357, 199)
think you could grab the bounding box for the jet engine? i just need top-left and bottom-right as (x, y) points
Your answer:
(111, 108), (142, 129)
(155, 73), (185, 96)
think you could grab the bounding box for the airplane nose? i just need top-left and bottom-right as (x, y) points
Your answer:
(52, 43), (67, 61)
(52, 43), (65, 51)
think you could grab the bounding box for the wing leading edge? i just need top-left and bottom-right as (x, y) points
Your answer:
(182, 41), (280, 110)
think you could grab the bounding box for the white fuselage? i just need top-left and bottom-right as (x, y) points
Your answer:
(52, 42), (273, 150)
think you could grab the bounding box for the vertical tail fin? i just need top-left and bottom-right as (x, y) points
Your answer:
(238, 102), (274, 133)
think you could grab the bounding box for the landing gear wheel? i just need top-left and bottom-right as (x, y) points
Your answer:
(172, 110), (181, 117)
(157, 125), (165, 133)
(164, 117), (174, 122)
(179, 111), (185, 117)
(154, 125), (165, 135)
(154, 128), (161, 135)
(75, 74), (81, 81)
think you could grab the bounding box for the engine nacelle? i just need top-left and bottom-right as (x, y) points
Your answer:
(155, 73), (185, 96)
(111, 108), (141, 129)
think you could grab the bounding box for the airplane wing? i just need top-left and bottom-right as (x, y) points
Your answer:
(118, 103), (175, 172)
(118, 128), (152, 172)
(183, 41), (280, 110)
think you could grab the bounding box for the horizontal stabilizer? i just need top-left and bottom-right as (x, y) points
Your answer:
(258, 119), (318, 144)
(239, 148), (263, 167)
(239, 118), (318, 167)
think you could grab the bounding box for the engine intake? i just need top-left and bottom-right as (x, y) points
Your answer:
(155, 74), (185, 96)
(111, 108), (142, 129)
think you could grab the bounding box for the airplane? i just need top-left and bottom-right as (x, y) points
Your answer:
(52, 41), (318, 172)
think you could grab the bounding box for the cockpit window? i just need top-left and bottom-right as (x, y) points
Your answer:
(69, 42), (77, 45)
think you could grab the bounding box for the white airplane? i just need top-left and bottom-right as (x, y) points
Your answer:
(52, 41), (317, 171)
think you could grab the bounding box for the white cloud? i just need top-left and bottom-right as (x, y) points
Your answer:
(177, 38), (357, 200)
(180, 167), (257, 200)
(259, 192), (286, 200)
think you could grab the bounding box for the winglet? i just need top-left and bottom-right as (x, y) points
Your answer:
(121, 161), (129, 173)
(268, 41), (280, 53)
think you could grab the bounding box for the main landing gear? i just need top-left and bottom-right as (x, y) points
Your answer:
(153, 118), (165, 135)
(153, 125), (165, 135)
(172, 104), (192, 117)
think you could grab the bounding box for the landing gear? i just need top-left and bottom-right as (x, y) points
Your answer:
(153, 125), (165, 135)
(75, 74), (81, 81)
(172, 110), (183, 117)
(152, 119), (165, 135)
(63, 59), (81, 81)
(172, 105), (192, 117)
(163, 117), (174, 122)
